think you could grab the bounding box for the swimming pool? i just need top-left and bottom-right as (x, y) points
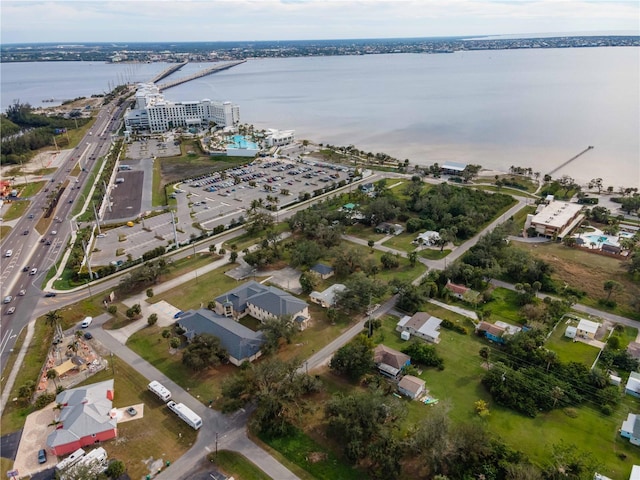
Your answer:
(227, 134), (258, 150)
(582, 234), (619, 247)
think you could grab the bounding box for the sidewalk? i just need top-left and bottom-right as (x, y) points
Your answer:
(108, 248), (233, 345)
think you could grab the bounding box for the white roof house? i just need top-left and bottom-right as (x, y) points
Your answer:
(630, 465), (640, 480)
(576, 318), (599, 336)
(396, 313), (443, 344)
(565, 325), (577, 338)
(309, 284), (346, 308)
(414, 231), (440, 246)
(527, 201), (583, 238)
(626, 372), (640, 398)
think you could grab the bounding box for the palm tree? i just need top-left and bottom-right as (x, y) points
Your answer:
(47, 369), (59, 388)
(550, 386), (564, 408)
(45, 310), (62, 328)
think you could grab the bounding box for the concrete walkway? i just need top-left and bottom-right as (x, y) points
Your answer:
(428, 298), (478, 321)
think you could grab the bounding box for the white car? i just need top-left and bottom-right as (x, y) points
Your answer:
(4, 249), (12, 257)
(51, 231), (57, 235)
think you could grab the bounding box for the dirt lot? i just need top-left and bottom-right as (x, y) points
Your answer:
(515, 242), (639, 313)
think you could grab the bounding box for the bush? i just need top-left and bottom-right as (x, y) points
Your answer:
(107, 305), (117, 315)
(441, 319), (468, 335)
(35, 392), (56, 409)
(148, 313), (158, 326)
(170, 337), (180, 349)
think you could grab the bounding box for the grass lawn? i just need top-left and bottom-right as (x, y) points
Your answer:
(484, 287), (525, 325)
(343, 224), (386, 242)
(258, 428), (361, 480)
(0, 458), (13, 475)
(212, 451), (271, 480)
(373, 313), (640, 477)
(381, 232), (416, 252)
(17, 180), (47, 198)
(75, 355), (198, 479)
(2, 200), (30, 221)
(0, 327), (27, 401)
(0, 225), (12, 241)
(545, 319), (601, 367)
(513, 242), (640, 320)
(419, 248), (450, 260)
(1, 321), (55, 434)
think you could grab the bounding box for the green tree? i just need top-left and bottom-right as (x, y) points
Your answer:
(330, 334), (375, 381)
(45, 309), (62, 328)
(182, 333), (228, 371)
(260, 315), (297, 353)
(147, 313), (158, 326)
(46, 369), (59, 388)
(105, 459), (126, 478)
(299, 271), (320, 295)
(146, 288), (154, 298)
(603, 279), (623, 301)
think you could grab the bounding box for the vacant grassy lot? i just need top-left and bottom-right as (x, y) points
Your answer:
(0, 225), (12, 241)
(343, 224), (387, 242)
(2, 200), (30, 221)
(75, 356), (197, 479)
(513, 242), (640, 320)
(545, 319), (601, 367)
(372, 313), (640, 477)
(418, 248), (450, 260)
(212, 451), (271, 480)
(381, 231), (417, 252)
(484, 287), (525, 325)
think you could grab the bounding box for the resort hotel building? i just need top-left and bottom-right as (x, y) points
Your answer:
(524, 200), (584, 239)
(124, 83), (239, 133)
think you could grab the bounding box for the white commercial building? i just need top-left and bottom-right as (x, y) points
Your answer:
(264, 128), (295, 147)
(524, 201), (583, 239)
(124, 83), (239, 133)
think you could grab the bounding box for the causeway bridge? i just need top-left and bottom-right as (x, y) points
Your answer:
(149, 61), (188, 84)
(157, 60), (246, 91)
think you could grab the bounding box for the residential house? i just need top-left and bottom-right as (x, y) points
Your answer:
(309, 284), (345, 308)
(621, 413), (640, 446)
(413, 231), (440, 246)
(177, 309), (266, 366)
(46, 380), (117, 456)
(626, 372), (640, 398)
(396, 313), (443, 344)
(398, 375), (426, 400)
(374, 344), (411, 380)
(375, 223), (404, 235)
(445, 281), (480, 304)
(441, 161), (468, 176)
(476, 321), (521, 344)
(214, 280), (310, 330)
(631, 465), (640, 480)
(576, 318), (600, 339)
(360, 183), (375, 195)
(310, 263), (334, 280)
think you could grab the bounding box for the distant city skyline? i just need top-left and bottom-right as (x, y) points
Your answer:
(1, 0), (638, 44)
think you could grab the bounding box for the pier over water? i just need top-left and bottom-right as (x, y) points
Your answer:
(156, 60), (246, 91)
(547, 146), (594, 177)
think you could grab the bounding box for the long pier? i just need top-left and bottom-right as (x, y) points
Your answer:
(547, 146), (594, 177)
(150, 61), (188, 84)
(157, 60), (246, 91)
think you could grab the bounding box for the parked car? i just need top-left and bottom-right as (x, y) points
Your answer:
(37, 449), (47, 464)
(126, 407), (137, 416)
(173, 311), (184, 319)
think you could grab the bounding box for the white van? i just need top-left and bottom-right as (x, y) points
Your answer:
(81, 316), (93, 328)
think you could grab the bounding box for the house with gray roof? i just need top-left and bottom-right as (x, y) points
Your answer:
(46, 379), (117, 456)
(621, 413), (640, 446)
(396, 312), (442, 344)
(177, 309), (266, 366)
(214, 280), (310, 330)
(310, 284), (346, 308)
(310, 263), (334, 280)
(374, 344), (411, 380)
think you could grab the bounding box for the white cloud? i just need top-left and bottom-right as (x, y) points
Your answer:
(1, 0), (638, 43)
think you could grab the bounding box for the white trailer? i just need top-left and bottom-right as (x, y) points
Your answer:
(60, 447), (107, 480)
(167, 400), (202, 430)
(55, 448), (85, 472)
(148, 380), (172, 402)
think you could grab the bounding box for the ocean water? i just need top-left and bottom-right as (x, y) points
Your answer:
(2, 47), (639, 186)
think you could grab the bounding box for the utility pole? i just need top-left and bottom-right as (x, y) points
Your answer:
(93, 202), (101, 235)
(170, 210), (179, 249)
(102, 180), (112, 212)
(82, 239), (94, 280)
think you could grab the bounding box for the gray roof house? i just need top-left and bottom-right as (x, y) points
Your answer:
(398, 375), (426, 399)
(309, 284), (346, 308)
(214, 280), (310, 329)
(310, 263), (334, 279)
(47, 379), (117, 456)
(177, 309), (266, 366)
(374, 344), (410, 380)
(396, 312), (442, 344)
(621, 413), (640, 446)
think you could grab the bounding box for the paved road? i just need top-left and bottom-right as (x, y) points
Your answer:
(491, 279), (639, 328)
(89, 314), (300, 480)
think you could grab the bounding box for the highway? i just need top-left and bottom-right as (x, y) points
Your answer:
(0, 98), (127, 368)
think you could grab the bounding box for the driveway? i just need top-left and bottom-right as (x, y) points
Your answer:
(12, 403), (57, 478)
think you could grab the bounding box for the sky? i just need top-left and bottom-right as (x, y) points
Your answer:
(1, 0), (639, 44)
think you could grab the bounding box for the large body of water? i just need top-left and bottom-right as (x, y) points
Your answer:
(2, 47), (638, 187)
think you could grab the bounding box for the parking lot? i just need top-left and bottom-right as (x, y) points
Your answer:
(90, 151), (356, 268)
